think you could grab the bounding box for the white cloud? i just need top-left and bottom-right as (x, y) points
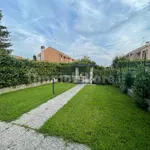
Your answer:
(106, 6), (150, 56)
(1, 0), (150, 66)
(72, 0), (105, 35)
(121, 0), (150, 10)
(11, 28), (50, 58)
(70, 36), (113, 66)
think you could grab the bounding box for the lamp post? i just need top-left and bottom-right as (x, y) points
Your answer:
(52, 78), (55, 94)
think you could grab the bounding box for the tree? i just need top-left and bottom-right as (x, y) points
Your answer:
(112, 56), (127, 68)
(0, 10), (12, 54)
(76, 56), (96, 65)
(73, 56), (96, 74)
(33, 55), (37, 61)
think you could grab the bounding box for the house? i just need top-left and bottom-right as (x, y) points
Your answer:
(37, 46), (75, 63)
(125, 41), (150, 60)
(13, 55), (24, 60)
(16, 56), (24, 60)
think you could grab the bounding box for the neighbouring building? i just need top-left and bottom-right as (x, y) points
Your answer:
(13, 55), (24, 60)
(37, 46), (75, 63)
(125, 41), (150, 60)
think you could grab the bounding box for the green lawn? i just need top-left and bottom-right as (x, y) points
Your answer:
(0, 83), (75, 122)
(39, 85), (150, 150)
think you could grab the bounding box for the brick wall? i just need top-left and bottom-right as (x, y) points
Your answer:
(37, 47), (75, 63)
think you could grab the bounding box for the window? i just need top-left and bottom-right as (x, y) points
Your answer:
(60, 55), (63, 62)
(142, 51), (147, 60)
(136, 52), (141, 59)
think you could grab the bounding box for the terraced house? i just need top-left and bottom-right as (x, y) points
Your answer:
(125, 41), (150, 60)
(37, 46), (76, 63)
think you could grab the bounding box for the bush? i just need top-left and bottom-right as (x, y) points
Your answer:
(0, 53), (73, 88)
(133, 65), (150, 109)
(120, 84), (127, 93)
(120, 72), (134, 93)
(124, 72), (134, 88)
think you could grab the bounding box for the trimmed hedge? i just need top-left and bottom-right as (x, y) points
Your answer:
(0, 53), (109, 88)
(112, 60), (150, 110)
(0, 53), (64, 88)
(1, 53), (101, 88)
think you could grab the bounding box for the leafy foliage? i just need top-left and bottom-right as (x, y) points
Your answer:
(0, 53), (61, 88)
(120, 72), (134, 93)
(76, 56), (96, 65)
(133, 65), (150, 109)
(110, 57), (150, 110)
(124, 72), (134, 88)
(33, 55), (37, 61)
(1, 54), (106, 88)
(112, 56), (126, 68)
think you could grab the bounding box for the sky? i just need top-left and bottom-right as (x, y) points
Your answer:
(1, 0), (150, 66)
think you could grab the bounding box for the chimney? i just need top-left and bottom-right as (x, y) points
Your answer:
(41, 46), (45, 60)
(145, 41), (150, 47)
(41, 46), (45, 50)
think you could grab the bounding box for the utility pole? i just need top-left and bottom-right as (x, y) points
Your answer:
(54, 38), (56, 49)
(142, 37), (145, 45)
(73, 50), (75, 58)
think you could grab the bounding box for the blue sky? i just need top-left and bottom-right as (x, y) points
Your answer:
(1, 0), (150, 65)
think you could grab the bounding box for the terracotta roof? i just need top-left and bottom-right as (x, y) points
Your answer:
(15, 56), (24, 60)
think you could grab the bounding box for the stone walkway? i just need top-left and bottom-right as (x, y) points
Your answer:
(0, 121), (90, 150)
(13, 84), (85, 129)
(0, 84), (90, 150)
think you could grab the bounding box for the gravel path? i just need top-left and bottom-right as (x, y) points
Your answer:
(13, 84), (85, 129)
(0, 121), (90, 150)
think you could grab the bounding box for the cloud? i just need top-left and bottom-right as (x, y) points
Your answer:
(121, 0), (150, 10)
(72, 0), (106, 35)
(106, 5), (150, 54)
(1, 0), (150, 66)
(10, 29), (49, 58)
(70, 36), (113, 66)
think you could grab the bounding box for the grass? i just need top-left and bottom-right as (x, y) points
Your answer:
(39, 85), (150, 150)
(0, 83), (75, 122)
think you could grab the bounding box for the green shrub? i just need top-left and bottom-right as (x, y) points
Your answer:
(120, 72), (134, 93)
(124, 72), (134, 88)
(0, 53), (73, 88)
(133, 65), (150, 109)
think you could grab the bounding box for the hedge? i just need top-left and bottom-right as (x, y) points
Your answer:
(0, 53), (73, 88)
(0, 52), (110, 88)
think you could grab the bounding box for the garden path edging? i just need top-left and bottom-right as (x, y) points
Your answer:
(12, 84), (85, 129)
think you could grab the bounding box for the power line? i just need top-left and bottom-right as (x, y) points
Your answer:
(104, 35), (150, 48)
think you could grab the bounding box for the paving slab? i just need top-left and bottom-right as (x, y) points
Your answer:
(9, 129), (44, 150)
(0, 122), (90, 150)
(0, 122), (12, 134)
(13, 84), (85, 129)
(36, 136), (65, 150)
(0, 84), (90, 150)
(0, 124), (27, 150)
